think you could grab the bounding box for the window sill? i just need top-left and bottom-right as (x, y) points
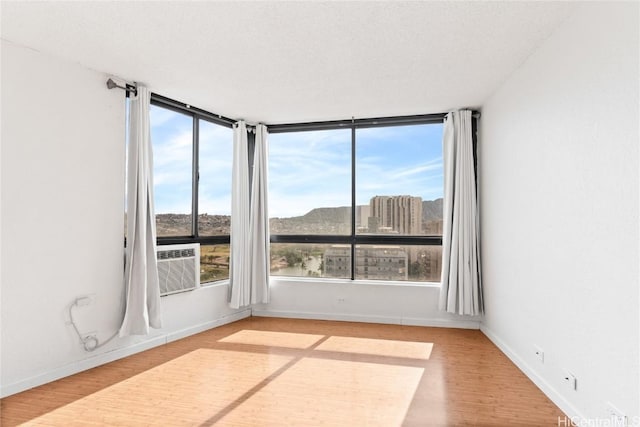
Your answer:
(200, 279), (230, 288)
(270, 275), (441, 288)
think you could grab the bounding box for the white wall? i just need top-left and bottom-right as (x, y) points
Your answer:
(0, 41), (248, 397)
(254, 277), (480, 329)
(480, 2), (639, 422)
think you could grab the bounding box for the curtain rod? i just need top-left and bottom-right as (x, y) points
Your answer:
(150, 93), (236, 128)
(268, 110), (480, 133)
(106, 78), (137, 96)
(234, 121), (263, 131)
(114, 83), (480, 127)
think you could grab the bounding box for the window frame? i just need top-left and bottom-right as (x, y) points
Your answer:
(147, 92), (478, 282)
(150, 93), (235, 248)
(269, 114), (456, 282)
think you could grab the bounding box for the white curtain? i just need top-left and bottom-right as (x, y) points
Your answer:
(439, 110), (483, 316)
(229, 121), (252, 309)
(229, 122), (271, 308)
(120, 86), (162, 336)
(250, 124), (270, 304)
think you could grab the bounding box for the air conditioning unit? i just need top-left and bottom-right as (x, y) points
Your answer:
(156, 243), (200, 296)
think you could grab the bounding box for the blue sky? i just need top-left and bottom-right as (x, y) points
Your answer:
(269, 124), (444, 217)
(151, 105), (443, 218)
(151, 105), (233, 217)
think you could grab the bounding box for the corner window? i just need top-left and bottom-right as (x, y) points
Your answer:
(148, 95), (446, 284)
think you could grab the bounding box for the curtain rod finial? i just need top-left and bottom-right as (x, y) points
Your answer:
(106, 78), (117, 90)
(106, 78), (137, 95)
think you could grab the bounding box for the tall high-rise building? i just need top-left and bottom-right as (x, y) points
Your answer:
(369, 195), (423, 235)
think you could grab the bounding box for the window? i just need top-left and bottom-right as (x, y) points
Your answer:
(151, 105), (193, 237)
(148, 95), (449, 284)
(356, 125), (443, 237)
(268, 128), (352, 280)
(198, 120), (233, 236)
(269, 118), (444, 282)
(150, 96), (233, 284)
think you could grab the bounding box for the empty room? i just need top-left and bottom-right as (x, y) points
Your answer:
(1, 1), (638, 426)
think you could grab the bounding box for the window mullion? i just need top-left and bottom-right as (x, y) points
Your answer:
(191, 116), (199, 238)
(350, 122), (356, 281)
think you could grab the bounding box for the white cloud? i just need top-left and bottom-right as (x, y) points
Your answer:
(389, 158), (442, 179)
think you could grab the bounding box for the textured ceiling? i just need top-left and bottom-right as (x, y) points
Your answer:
(1, 1), (575, 123)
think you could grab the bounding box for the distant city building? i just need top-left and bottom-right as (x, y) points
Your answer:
(356, 205), (370, 232)
(424, 219), (443, 235)
(423, 248), (442, 281)
(324, 245), (408, 281)
(368, 195), (422, 235)
(323, 245), (351, 277)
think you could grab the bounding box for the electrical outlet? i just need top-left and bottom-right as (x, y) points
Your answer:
(534, 345), (544, 363)
(605, 402), (627, 426)
(562, 371), (577, 391)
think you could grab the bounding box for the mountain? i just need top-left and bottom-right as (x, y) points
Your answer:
(270, 206), (351, 234)
(422, 198), (443, 221)
(157, 198), (443, 236)
(156, 213), (229, 236)
(269, 199), (443, 234)
(300, 206), (351, 223)
(275, 198), (443, 224)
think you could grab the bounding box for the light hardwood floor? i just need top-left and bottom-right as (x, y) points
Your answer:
(1, 317), (567, 426)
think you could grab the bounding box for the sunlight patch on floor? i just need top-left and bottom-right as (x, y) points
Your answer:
(23, 349), (293, 426)
(315, 336), (433, 360)
(217, 357), (424, 427)
(20, 334), (432, 426)
(218, 329), (326, 349)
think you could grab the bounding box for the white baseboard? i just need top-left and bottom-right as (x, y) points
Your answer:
(251, 309), (480, 329)
(165, 310), (250, 343)
(402, 316), (480, 329)
(480, 324), (586, 421)
(0, 309), (251, 398)
(252, 309), (399, 324)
